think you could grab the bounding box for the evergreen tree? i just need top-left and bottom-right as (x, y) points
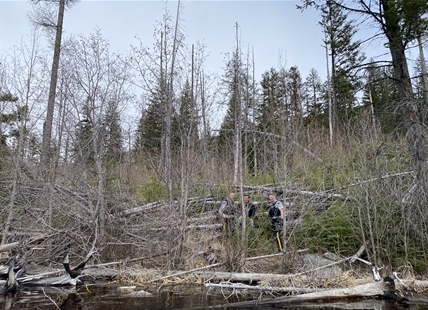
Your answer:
(257, 68), (287, 136)
(414, 54), (428, 125)
(284, 66), (304, 131)
(256, 67), (288, 173)
(320, 0), (365, 139)
(303, 68), (326, 126)
(217, 50), (244, 162)
(216, 30), (257, 183)
(175, 79), (198, 149)
(135, 93), (164, 153)
(103, 101), (123, 165)
(30, 0), (79, 175)
(73, 99), (95, 166)
(0, 92), (19, 146)
(362, 65), (401, 135)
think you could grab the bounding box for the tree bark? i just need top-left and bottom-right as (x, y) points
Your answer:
(40, 0), (65, 179)
(381, 0), (428, 190)
(221, 278), (406, 308)
(418, 36), (428, 105)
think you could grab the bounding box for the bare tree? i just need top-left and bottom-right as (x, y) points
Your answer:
(63, 31), (131, 245)
(130, 1), (185, 202)
(0, 32), (49, 244)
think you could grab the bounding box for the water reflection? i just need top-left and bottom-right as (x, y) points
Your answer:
(0, 284), (427, 310)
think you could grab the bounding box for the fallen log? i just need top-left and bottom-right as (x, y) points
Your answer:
(220, 276), (408, 308)
(120, 198), (218, 216)
(147, 262), (226, 283)
(205, 282), (324, 294)
(119, 201), (163, 216)
(146, 224), (222, 232)
(199, 251), (348, 284)
(20, 273), (79, 286)
(198, 270), (293, 283)
(238, 185), (347, 200)
(0, 234), (48, 253)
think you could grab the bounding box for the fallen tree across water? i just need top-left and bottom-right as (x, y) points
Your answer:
(211, 276), (413, 308)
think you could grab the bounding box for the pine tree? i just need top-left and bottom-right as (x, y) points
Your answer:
(30, 0), (79, 176)
(217, 49), (244, 169)
(414, 52), (428, 125)
(362, 65), (401, 134)
(257, 68), (287, 136)
(255, 67), (288, 174)
(303, 68), (326, 126)
(0, 92), (19, 146)
(175, 79), (198, 149)
(285, 66), (304, 131)
(135, 93), (164, 153)
(73, 99), (95, 166)
(320, 0), (365, 140)
(103, 101), (123, 166)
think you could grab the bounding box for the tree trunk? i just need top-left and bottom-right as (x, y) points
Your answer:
(2, 174), (18, 245)
(382, 0), (428, 194)
(232, 23), (241, 186)
(418, 36), (428, 105)
(41, 0), (65, 179)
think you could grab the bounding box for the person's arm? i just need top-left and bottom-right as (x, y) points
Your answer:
(279, 201), (285, 219)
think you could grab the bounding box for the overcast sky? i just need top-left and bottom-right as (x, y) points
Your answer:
(1, 0), (330, 80)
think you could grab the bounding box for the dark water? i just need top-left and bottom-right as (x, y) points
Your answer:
(1, 284), (428, 310)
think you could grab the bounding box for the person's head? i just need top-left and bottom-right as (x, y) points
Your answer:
(268, 194), (276, 202)
(243, 194), (250, 203)
(228, 192), (235, 200)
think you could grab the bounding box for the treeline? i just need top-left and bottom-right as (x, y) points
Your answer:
(0, 0), (428, 274)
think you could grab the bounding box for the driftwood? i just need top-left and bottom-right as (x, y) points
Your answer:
(200, 246), (427, 308)
(197, 245), (376, 286)
(11, 236), (97, 288)
(0, 234), (47, 253)
(205, 282), (323, 294)
(0, 258), (25, 293)
(218, 276), (408, 308)
(147, 262), (226, 283)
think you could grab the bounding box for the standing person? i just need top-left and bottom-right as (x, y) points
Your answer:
(218, 192), (236, 239)
(238, 194), (257, 228)
(268, 193), (284, 253)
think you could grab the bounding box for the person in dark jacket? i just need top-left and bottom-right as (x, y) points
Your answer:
(238, 194), (257, 228)
(219, 192), (236, 239)
(268, 193), (284, 252)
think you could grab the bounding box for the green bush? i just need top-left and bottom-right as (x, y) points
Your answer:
(295, 203), (359, 256)
(137, 176), (168, 203)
